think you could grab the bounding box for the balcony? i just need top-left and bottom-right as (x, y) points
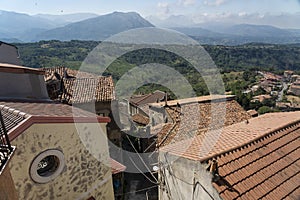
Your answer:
(0, 110), (15, 174)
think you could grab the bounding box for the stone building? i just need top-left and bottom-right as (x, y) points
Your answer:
(42, 66), (125, 198)
(129, 90), (166, 117)
(0, 63), (125, 200)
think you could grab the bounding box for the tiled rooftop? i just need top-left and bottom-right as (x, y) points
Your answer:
(212, 122), (300, 200)
(247, 109), (258, 117)
(130, 90), (165, 106)
(43, 67), (115, 103)
(0, 105), (28, 133)
(161, 111), (300, 199)
(132, 113), (150, 126)
(0, 102), (124, 176)
(160, 111), (300, 161)
(0, 101), (98, 118)
(43, 66), (98, 79)
(62, 77), (115, 104)
(155, 96), (251, 147)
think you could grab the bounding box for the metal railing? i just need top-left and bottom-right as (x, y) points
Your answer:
(0, 110), (13, 172)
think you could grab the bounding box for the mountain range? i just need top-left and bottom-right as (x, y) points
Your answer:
(0, 10), (300, 45)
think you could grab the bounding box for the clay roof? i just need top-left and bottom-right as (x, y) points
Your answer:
(43, 67), (115, 103)
(61, 77), (115, 104)
(0, 101), (98, 118)
(247, 109), (258, 117)
(212, 122), (300, 200)
(161, 111), (300, 199)
(160, 111), (299, 161)
(252, 94), (272, 102)
(154, 95), (251, 147)
(43, 66), (97, 80)
(0, 101), (110, 141)
(130, 90), (165, 106)
(290, 84), (300, 89)
(0, 105), (28, 133)
(0, 101), (124, 176)
(110, 158), (126, 174)
(132, 113), (150, 126)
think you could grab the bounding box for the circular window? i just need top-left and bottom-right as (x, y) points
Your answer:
(30, 149), (65, 183)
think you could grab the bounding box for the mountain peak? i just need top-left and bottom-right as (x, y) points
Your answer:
(36, 11), (154, 41)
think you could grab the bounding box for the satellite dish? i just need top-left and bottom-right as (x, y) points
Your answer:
(153, 166), (159, 171)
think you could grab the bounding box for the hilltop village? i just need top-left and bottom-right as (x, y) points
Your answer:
(0, 41), (299, 200)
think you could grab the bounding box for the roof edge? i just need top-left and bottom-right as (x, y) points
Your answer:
(160, 113), (300, 162)
(200, 120), (300, 162)
(8, 115), (110, 141)
(150, 95), (235, 108)
(0, 63), (45, 75)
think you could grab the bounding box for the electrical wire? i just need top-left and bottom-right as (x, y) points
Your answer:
(114, 185), (158, 197)
(163, 153), (216, 200)
(125, 134), (159, 182)
(128, 155), (158, 185)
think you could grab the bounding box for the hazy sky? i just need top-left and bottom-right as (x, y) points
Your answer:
(1, 0), (300, 27)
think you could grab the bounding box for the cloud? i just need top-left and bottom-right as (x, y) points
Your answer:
(179, 0), (196, 6)
(238, 12), (247, 17)
(157, 2), (170, 15)
(204, 0), (227, 6)
(192, 12), (300, 29)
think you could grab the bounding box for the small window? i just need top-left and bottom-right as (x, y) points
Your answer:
(37, 155), (60, 177)
(30, 149), (65, 183)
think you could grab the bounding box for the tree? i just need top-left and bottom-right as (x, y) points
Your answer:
(258, 106), (272, 114)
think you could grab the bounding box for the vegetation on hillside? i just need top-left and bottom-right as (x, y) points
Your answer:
(15, 40), (300, 109)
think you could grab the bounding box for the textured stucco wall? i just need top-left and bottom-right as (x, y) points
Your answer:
(9, 123), (114, 200)
(159, 153), (222, 200)
(0, 163), (18, 200)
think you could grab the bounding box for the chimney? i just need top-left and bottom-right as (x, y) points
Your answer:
(164, 91), (168, 107)
(207, 158), (220, 182)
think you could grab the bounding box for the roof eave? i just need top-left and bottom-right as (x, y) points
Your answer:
(8, 115), (110, 141)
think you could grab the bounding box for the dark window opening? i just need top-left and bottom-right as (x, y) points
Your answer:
(37, 155), (60, 177)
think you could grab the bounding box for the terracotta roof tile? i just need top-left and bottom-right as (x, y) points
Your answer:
(110, 158), (126, 174)
(43, 67), (115, 103)
(155, 96), (251, 147)
(0, 105), (28, 132)
(132, 113), (150, 126)
(160, 112), (300, 161)
(213, 123), (300, 200)
(62, 77), (115, 104)
(247, 109), (258, 117)
(0, 101), (97, 118)
(161, 111), (300, 200)
(130, 90), (165, 106)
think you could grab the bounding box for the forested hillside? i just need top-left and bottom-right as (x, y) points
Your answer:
(15, 40), (300, 73)
(14, 40), (300, 108)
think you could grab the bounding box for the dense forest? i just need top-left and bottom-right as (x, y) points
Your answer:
(15, 40), (300, 101)
(15, 40), (300, 72)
